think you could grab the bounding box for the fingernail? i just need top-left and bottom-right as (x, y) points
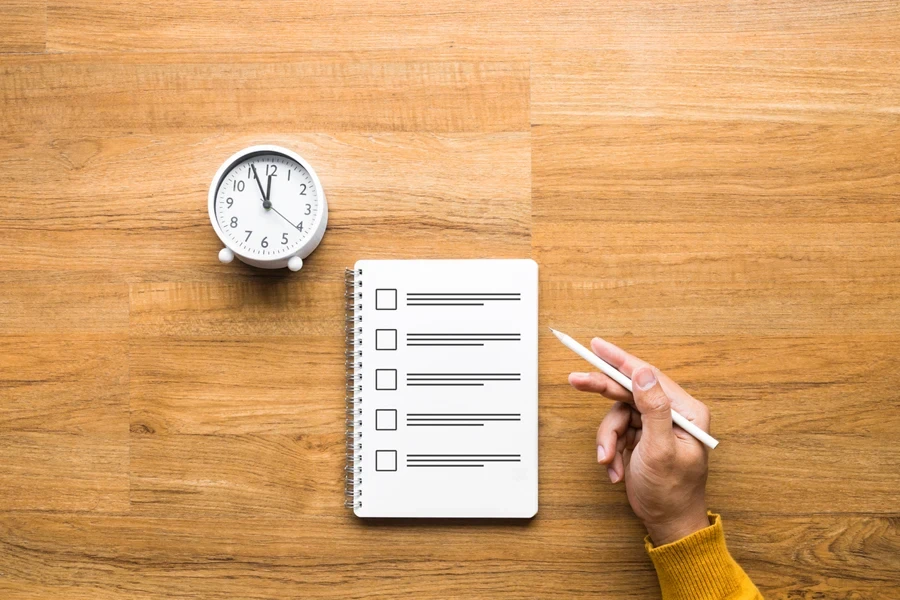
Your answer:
(607, 467), (618, 483)
(597, 446), (605, 463)
(571, 372), (588, 379)
(634, 367), (657, 391)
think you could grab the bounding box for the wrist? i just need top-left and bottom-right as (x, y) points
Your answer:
(644, 508), (710, 546)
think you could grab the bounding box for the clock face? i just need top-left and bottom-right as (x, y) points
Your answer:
(213, 151), (322, 260)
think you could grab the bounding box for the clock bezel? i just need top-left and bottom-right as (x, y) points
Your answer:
(208, 144), (328, 269)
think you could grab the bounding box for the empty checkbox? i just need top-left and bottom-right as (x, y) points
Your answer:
(375, 289), (397, 310)
(375, 329), (398, 351)
(375, 450), (398, 472)
(375, 369), (398, 391)
(375, 409), (398, 431)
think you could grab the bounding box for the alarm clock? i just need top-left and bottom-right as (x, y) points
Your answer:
(208, 145), (328, 271)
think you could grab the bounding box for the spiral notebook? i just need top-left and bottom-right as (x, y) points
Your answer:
(344, 259), (539, 518)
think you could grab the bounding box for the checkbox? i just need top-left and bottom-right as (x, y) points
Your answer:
(375, 289), (397, 310)
(375, 329), (398, 351)
(375, 369), (397, 391)
(375, 450), (398, 472)
(375, 409), (398, 431)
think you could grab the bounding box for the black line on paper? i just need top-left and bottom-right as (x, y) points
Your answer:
(407, 338), (519, 342)
(408, 418), (521, 421)
(408, 298), (521, 301)
(408, 414), (522, 417)
(409, 382), (518, 385)
(408, 373), (521, 376)
(407, 378), (520, 381)
(407, 343), (485, 347)
(408, 380), (518, 382)
(407, 383), (484, 386)
(407, 303), (485, 306)
(406, 372), (521, 385)
(407, 423), (484, 427)
(406, 464), (484, 468)
(407, 454), (521, 458)
(406, 458), (522, 464)
(407, 333), (520, 337)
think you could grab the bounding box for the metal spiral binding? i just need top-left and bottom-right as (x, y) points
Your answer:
(344, 267), (364, 510)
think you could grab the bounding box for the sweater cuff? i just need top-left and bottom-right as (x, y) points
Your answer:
(644, 512), (745, 600)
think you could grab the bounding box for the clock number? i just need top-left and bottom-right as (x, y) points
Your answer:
(232, 180), (245, 192)
(287, 170), (291, 181)
(229, 216), (238, 228)
(248, 166), (254, 179)
(244, 230), (252, 242)
(281, 233), (289, 245)
(297, 221), (303, 232)
(226, 198), (234, 209)
(266, 164), (278, 177)
(298, 184), (307, 196)
(304, 203), (311, 215)
(261, 236), (269, 248)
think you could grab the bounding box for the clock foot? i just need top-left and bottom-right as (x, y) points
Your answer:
(218, 248), (235, 264)
(288, 256), (304, 272)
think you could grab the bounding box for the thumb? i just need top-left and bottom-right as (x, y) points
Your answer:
(632, 366), (674, 456)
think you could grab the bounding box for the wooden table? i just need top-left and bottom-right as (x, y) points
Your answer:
(1, 2), (898, 598)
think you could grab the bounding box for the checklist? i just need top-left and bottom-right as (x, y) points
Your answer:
(347, 259), (538, 518)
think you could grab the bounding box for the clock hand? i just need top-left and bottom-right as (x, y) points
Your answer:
(269, 205), (301, 230)
(250, 164), (272, 209)
(265, 174), (273, 207)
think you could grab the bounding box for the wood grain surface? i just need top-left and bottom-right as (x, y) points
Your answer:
(1, 2), (898, 598)
(0, 0), (45, 53)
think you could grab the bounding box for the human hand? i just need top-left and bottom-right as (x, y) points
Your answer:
(568, 338), (711, 546)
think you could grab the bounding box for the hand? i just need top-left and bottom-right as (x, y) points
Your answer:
(568, 338), (711, 546)
(250, 163), (267, 200)
(269, 205), (299, 230)
(250, 164), (272, 209)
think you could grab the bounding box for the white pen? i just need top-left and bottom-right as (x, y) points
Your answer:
(550, 328), (719, 450)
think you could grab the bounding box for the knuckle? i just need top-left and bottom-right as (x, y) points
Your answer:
(645, 389), (670, 412)
(612, 401), (630, 415)
(649, 442), (676, 464)
(658, 442), (677, 462)
(589, 372), (607, 385)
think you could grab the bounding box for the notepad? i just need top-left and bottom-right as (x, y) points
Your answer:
(344, 259), (539, 518)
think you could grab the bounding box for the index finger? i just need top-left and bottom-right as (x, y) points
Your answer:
(589, 337), (711, 429)
(589, 337), (649, 378)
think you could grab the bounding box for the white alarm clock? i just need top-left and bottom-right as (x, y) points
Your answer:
(208, 145), (327, 271)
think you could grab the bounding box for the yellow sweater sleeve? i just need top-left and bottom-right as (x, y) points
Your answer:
(644, 513), (762, 600)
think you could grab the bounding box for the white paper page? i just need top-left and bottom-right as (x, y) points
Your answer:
(354, 259), (538, 518)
